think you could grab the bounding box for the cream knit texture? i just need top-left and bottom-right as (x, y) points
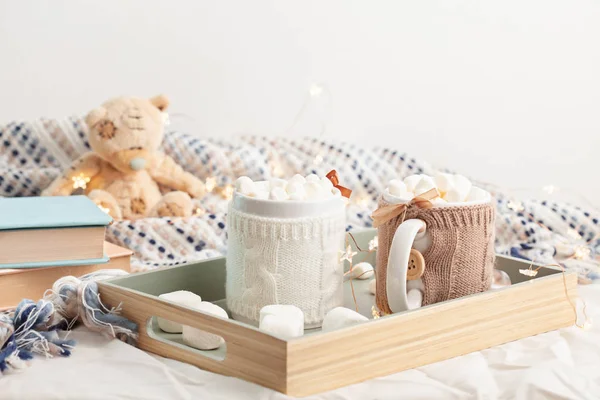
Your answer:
(226, 204), (346, 326)
(376, 198), (496, 314)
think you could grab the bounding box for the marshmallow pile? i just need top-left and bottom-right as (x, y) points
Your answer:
(235, 174), (342, 201)
(386, 173), (490, 204)
(156, 290), (229, 350)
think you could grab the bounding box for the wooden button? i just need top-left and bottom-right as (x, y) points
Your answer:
(407, 249), (425, 280)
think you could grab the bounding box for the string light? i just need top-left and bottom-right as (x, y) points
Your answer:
(371, 305), (381, 319)
(516, 262), (590, 329)
(309, 84), (324, 98)
(368, 236), (379, 252)
(339, 245), (357, 264)
(313, 153), (324, 166)
(205, 177), (217, 193)
(354, 195), (370, 207)
(194, 207), (205, 217)
(519, 268), (538, 277)
(272, 162), (284, 177)
(507, 200), (524, 212)
(161, 112), (170, 127)
(71, 173), (90, 190)
(574, 245), (591, 260)
(542, 185), (558, 195)
(221, 185), (234, 200)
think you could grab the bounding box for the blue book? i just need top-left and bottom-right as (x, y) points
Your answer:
(0, 196), (113, 269)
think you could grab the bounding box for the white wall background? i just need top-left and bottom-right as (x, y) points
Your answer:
(1, 1), (598, 206)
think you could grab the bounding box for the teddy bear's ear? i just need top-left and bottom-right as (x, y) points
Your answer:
(85, 107), (107, 127)
(150, 94), (170, 112)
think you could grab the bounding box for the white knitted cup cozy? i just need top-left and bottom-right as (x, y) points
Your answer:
(226, 203), (346, 328)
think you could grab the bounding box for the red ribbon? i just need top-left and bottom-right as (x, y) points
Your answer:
(326, 170), (352, 198)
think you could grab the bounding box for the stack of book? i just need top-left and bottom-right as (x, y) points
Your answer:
(0, 196), (132, 310)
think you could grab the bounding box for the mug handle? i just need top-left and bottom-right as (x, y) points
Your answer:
(386, 219), (426, 313)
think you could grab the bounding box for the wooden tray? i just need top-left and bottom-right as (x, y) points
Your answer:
(98, 229), (578, 397)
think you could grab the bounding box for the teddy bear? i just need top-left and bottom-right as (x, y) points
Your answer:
(42, 95), (206, 220)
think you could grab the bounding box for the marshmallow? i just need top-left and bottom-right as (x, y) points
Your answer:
(235, 176), (253, 191)
(322, 307), (369, 332)
(320, 176), (334, 191)
(451, 175), (472, 200)
(466, 186), (490, 202)
(332, 187), (342, 197)
(270, 187), (289, 201)
(305, 174), (320, 183)
(259, 305), (304, 338)
(403, 175), (422, 192)
(304, 181), (326, 200)
(269, 178), (288, 190)
(237, 180), (256, 197)
(388, 179), (408, 197)
(255, 190), (269, 200)
(350, 262), (374, 280)
(182, 302), (229, 350)
(289, 193), (305, 201)
(289, 174), (306, 185)
(444, 189), (465, 203)
(255, 181), (270, 193)
(413, 176), (437, 196)
(157, 291), (203, 333)
(430, 197), (447, 206)
(407, 289), (423, 310)
(434, 173), (454, 193)
(286, 181), (306, 197)
(369, 279), (376, 295)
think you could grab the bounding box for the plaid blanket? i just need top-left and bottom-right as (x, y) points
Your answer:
(1, 117), (598, 282)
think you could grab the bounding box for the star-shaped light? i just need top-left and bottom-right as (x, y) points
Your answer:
(272, 164), (284, 177)
(205, 177), (217, 193)
(369, 236), (379, 252)
(574, 245), (591, 260)
(355, 195), (370, 207)
(221, 185), (234, 200)
(339, 245), (357, 263)
(519, 268), (538, 277)
(371, 305), (381, 319)
(507, 200), (524, 212)
(161, 112), (170, 127)
(71, 173), (90, 190)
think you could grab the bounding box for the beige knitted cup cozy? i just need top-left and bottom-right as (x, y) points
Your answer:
(375, 198), (496, 314)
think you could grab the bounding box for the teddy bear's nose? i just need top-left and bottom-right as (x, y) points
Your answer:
(130, 158), (146, 171)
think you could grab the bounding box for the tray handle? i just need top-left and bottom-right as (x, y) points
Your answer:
(98, 283), (287, 389)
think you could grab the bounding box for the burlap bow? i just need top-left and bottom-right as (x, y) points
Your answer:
(371, 188), (439, 228)
(326, 170), (352, 198)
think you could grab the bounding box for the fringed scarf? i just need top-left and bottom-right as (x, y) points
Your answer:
(0, 269), (137, 375)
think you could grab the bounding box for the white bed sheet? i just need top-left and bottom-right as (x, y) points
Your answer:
(1, 285), (599, 400)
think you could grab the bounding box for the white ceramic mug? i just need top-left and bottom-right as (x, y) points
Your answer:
(226, 192), (346, 328)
